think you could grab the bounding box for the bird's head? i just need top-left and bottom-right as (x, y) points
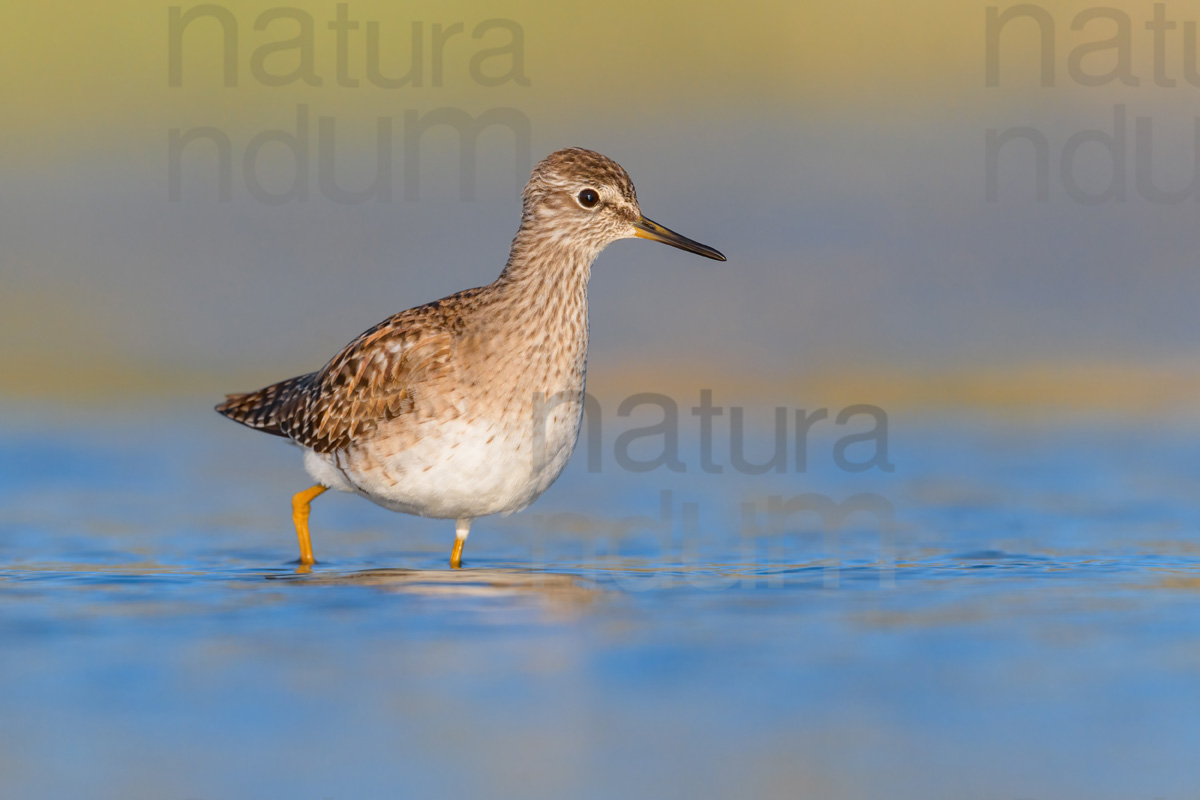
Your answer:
(519, 147), (726, 262)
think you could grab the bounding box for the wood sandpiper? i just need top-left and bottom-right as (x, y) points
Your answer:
(216, 148), (726, 569)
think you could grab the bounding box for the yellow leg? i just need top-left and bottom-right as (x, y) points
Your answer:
(291, 485), (327, 566)
(450, 518), (471, 569)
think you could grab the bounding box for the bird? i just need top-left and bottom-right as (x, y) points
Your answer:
(216, 147), (726, 569)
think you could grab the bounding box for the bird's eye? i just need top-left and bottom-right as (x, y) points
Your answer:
(577, 188), (599, 208)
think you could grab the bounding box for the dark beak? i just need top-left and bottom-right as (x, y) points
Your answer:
(633, 215), (726, 261)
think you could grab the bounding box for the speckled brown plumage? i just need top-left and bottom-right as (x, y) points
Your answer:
(219, 291), (477, 453)
(216, 147), (725, 567)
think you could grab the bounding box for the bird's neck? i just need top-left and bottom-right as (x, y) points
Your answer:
(481, 221), (593, 391)
(494, 220), (598, 295)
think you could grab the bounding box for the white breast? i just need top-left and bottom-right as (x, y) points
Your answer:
(303, 397), (584, 520)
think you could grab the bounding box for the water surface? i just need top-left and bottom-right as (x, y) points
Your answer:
(2, 404), (1199, 799)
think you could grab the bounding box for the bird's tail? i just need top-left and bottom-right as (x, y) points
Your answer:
(215, 373), (315, 438)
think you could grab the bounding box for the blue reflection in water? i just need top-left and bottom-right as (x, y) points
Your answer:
(2, 404), (1200, 799)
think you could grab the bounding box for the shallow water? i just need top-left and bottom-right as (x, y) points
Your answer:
(3, 403), (1200, 799)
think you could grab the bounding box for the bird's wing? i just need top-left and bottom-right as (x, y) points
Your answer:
(278, 312), (459, 453)
(217, 303), (463, 453)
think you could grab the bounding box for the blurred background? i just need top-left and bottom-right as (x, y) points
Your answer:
(5, 0), (1199, 411)
(4, 2), (1200, 799)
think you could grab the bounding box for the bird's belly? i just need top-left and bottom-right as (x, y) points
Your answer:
(315, 414), (580, 520)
